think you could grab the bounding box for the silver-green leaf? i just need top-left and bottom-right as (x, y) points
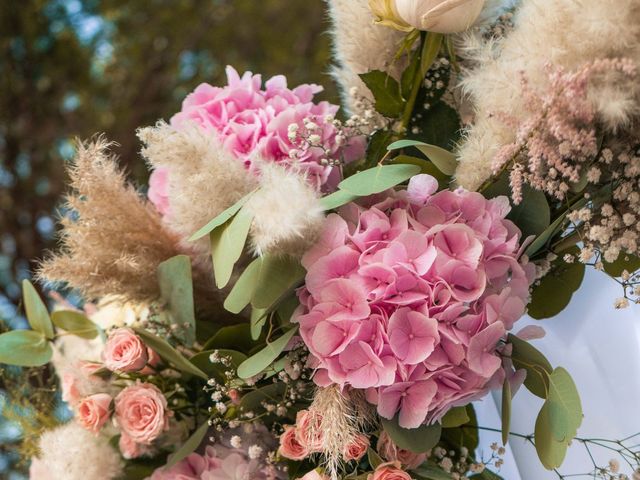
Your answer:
(22, 280), (54, 340)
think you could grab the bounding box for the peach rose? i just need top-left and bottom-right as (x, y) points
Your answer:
(119, 431), (152, 459)
(61, 371), (81, 406)
(297, 470), (330, 480)
(343, 434), (370, 462)
(295, 409), (324, 452)
(369, 462), (412, 480)
(279, 426), (309, 460)
(377, 431), (427, 469)
(103, 328), (148, 372)
(115, 383), (169, 444)
(77, 393), (112, 433)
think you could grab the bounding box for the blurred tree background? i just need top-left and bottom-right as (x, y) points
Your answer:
(0, 0), (336, 476)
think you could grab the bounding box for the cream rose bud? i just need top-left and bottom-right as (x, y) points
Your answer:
(115, 383), (170, 445)
(395, 0), (485, 33)
(103, 327), (149, 372)
(77, 393), (112, 433)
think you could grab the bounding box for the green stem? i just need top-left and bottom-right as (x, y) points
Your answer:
(400, 32), (443, 132)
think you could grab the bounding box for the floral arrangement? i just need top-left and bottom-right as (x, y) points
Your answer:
(3, 1), (640, 479)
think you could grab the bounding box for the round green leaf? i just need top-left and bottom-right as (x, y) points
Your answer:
(158, 255), (195, 346)
(603, 253), (640, 277)
(237, 327), (298, 379)
(250, 255), (305, 310)
(320, 190), (359, 211)
(440, 406), (469, 428)
(239, 383), (286, 413)
(381, 415), (442, 453)
(203, 324), (254, 353)
(22, 280), (54, 340)
(388, 141), (457, 176)
(338, 164), (421, 197)
(547, 367), (582, 440)
(0, 330), (52, 366)
(51, 310), (100, 339)
(507, 334), (553, 399)
(534, 401), (569, 470)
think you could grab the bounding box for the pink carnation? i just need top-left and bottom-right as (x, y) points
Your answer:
(295, 175), (535, 428)
(114, 383), (170, 445)
(170, 65), (364, 188)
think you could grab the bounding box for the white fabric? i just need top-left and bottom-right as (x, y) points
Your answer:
(476, 268), (640, 479)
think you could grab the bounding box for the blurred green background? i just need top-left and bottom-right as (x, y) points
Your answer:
(0, 0), (336, 476)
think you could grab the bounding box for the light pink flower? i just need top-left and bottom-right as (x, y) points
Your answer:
(103, 328), (149, 373)
(119, 431), (153, 460)
(279, 426), (309, 460)
(296, 175), (534, 425)
(297, 470), (330, 480)
(343, 434), (370, 461)
(148, 167), (171, 216)
(376, 431), (426, 469)
(369, 462), (412, 480)
(115, 383), (170, 445)
(77, 393), (112, 434)
(295, 410), (324, 453)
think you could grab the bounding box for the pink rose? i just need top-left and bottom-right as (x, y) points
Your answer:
(377, 432), (426, 469)
(295, 409), (324, 452)
(61, 371), (81, 406)
(148, 167), (171, 216)
(369, 462), (412, 480)
(297, 470), (330, 480)
(343, 434), (369, 462)
(104, 328), (149, 372)
(119, 431), (153, 459)
(279, 426), (309, 460)
(115, 383), (170, 444)
(77, 393), (112, 433)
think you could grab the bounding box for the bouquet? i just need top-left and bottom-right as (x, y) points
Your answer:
(4, 1), (640, 479)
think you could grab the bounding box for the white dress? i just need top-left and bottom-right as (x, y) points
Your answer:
(476, 268), (640, 479)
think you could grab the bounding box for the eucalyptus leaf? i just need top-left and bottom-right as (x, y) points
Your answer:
(224, 257), (262, 314)
(603, 253), (640, 277)
(165, 421), (209, 468)
(387, 140), (457, 176)
(251, 307), (268, 340)
(508, 186), (551, 238)
(203, 324), (254, 353)
(320, 190), (359, 211)
(469, 469), (504, 480)
(528, 246), (585, 320)
(440, 406), (469, 428)
(359, 70), (404, 118)
(381, 415), (442, 453)
(501, 378), (511, 445)
(411, 464), (452, 480)
(338, 164), (421, 197)
(158, 255), (195, 346)
(409, 102), (461, 150)
(211, 206), (254, 289)
(0, 330), (52, 366)
(22, 280), (53, 340)
(524, 211), (570, 258)
(534, 401), (569, 470)
(51, 310), (100, 339)
(133, 328), (207, 379)
(547, 367), (582, 441)
(440, 404), (478, 453)
(367, 448), (384, 470)
(365, 129), (395, 168)
(389, 155), (450, 189)
(189, 193), (252, 241)
(237, 327), (298, 379)
(251, 255), (306, 310)
(508, 334), (553, 399)
(239, 383), (286, 413)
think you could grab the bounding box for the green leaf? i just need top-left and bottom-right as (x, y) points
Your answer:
(189, 193), (252, 241)
(528, 246), (585, 320)
(320, 190), (359, 211)
(190, 349), (247, 381)
(0, 330), (52, 366)
(387, 140), (457, 176)
(381, 415), (442, 453)
(51, 310), (100, 339)
(534, 401), (569, 470)
(202, 324), (254, 353)
(409, 102), (461, 150)
(401, 47), (420, 99)
(165, 421), (209, 468)
(419, 33), (444, 78)
(440, 404), (478, 453)
(367, 448), (384, 470)
(365, 129), (395, 168)
(133, 328), (207, 379)
(251, 255), (306, 310)
(338, 164), (421, 197)
(224, 257), (262, 314)
(524, 212), (570, 258)
(239, 383), (286, 413)
(158, 255), (195, 346)
(507, 186), (551, 238)
(411, 465), (453, 480)
(469, 469), (504, 480)
(547, 367), (582, 441)
(22, 280), (53, 340)
(359, 70), (404, 118)
(388, 155), (451, 189)
(440, 406), (469, 428)
(603, 253), (640, 277)
(508, 334), (553, 399)
(250, 307), (268, 340)
(237, 326), (298, 379)
(501, 378), (511, 445)
(211, 206), (254, 289)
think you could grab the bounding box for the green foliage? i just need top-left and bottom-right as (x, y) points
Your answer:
(440, 404), (479, 454)
(440, 407), (469, 428)
(0, 330), (52, 366)
(389, 155), (451, 189)
(237, 326), (298, 379)
(239, 383), (286, 413)
(158, 255), (196, 346)
(409, 102), (461, 151)
(380, 415), (442, 453)
(359, 71), (404, 118)
(202, 324), (254, 353)
(338, 164), (422, 196)
(22, 280), (53, 340)
(51, 310), (100, 339)
(501, 379), (511, 445)
(387, 139), (457, 176)
(603, 253), (640, 277)
(365, 129), (396, 167)
(508, 334), (553, 399)
(133, 328), (207, 379)
(528, 246), (585, 319)
(189, 193), (253, 241)
(367, 448), (384, 470)
(250, 256), (306, 310)
(210, 206), (254, 289)
(190, 349), (247, 381)
(165, 421), (209, 469)
(412, 465), (453, 480)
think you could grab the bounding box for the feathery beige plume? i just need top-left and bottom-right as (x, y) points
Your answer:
(246, 163), (324, 257)
(37, 138), (182, 303)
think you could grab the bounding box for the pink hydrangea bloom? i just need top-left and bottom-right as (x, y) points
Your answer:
(170, 66), (364, 188)
(147, 167), (171, 217)
(295, 175), (535, 428)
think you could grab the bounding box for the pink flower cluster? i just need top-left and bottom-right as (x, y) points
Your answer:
(170, 65), (364, 187)
(295, 175), (534, 428)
